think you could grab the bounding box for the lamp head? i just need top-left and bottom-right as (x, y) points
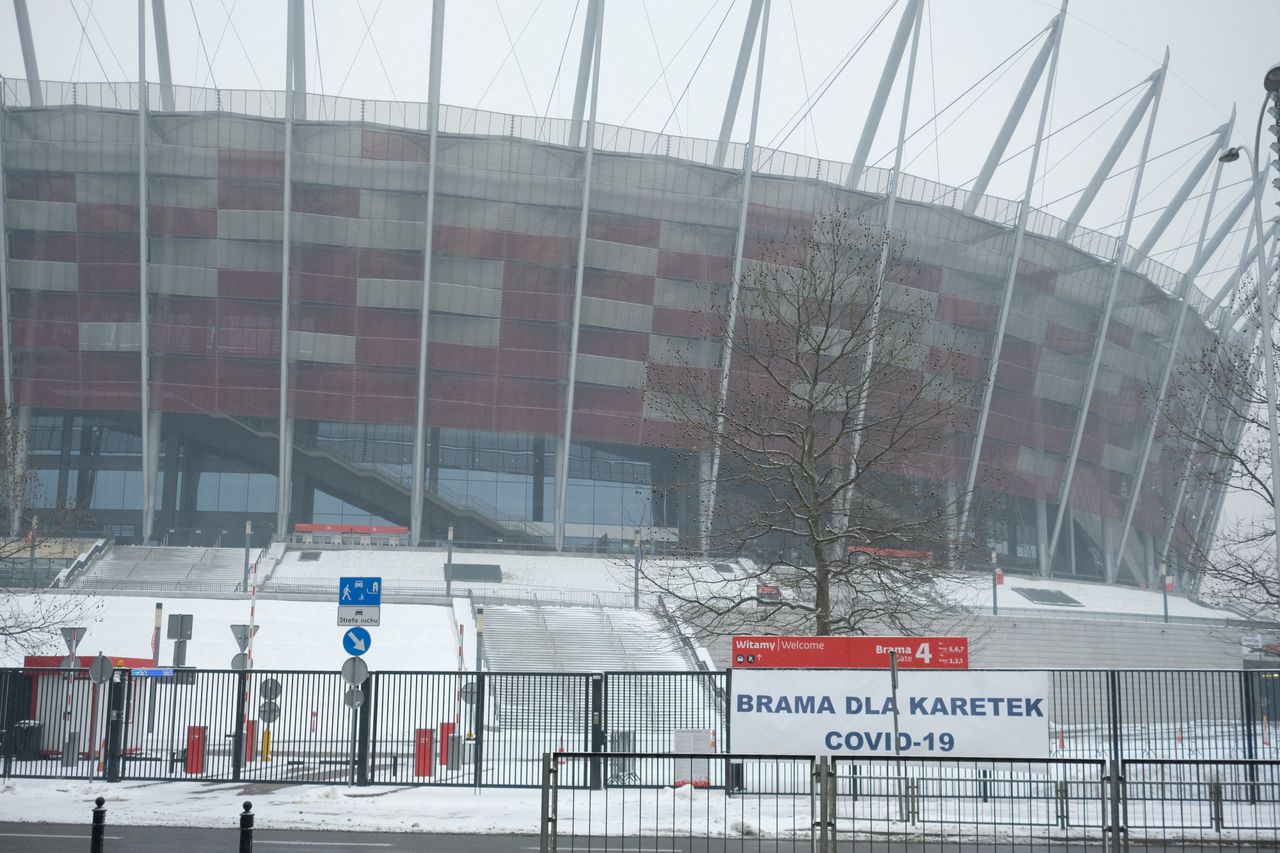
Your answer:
(1219, 146), (1242, 163)
(1265, 63), (1280, 94)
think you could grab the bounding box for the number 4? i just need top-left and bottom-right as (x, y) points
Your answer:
(915, 642), (932, 664)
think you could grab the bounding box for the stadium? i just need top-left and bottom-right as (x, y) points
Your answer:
(0, 0), (1271, 596)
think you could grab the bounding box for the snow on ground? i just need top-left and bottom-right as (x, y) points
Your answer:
(272, 546), (1238, 622)
(0, 778), (541, 833)
(949, 572), (1236, 620)
(0, 776), (1272, 842)
(270, 547), (636, 595)
(1, 593), (460, 671)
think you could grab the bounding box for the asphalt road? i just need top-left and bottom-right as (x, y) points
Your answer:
(0, 824), (1272, 852)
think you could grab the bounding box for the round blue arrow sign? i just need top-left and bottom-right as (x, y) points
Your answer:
(342, 626), (372, 657)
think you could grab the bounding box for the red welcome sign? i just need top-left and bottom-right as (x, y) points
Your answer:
(730, 635), (969, 669)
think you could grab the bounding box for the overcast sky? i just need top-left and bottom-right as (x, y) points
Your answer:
(4, 0), (1279, 297)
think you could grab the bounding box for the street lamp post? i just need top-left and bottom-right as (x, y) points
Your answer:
(1220, 64), (1280, 586)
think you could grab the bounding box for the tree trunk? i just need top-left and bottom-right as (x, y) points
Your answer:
(814, 542), (830, 635)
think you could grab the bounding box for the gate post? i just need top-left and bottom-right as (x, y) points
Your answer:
(1106, 670), (1123, 763)
(1242, 670), (1259, 803)
(539, 752), (559, 853)
(356, 676), (373, 786)
(1106, 758), (1126, 853)
(472, 671), (486, 788)
(104, 670), (127, 782)
(588, 673), (604, 791)
(231, 672), (247, 782)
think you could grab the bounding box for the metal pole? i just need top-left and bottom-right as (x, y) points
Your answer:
(1161, 562), (1169, 623)
(276, 4), (298, 537)
(1049, 51), (1168, 569)
(554, 2), (605, 551)
(138, 0), (154, 543)
(1245, 92), (1280, 587)
(1112, 142), (1228, 572)
(411, 0), (446, 546)
(1059, 72), (1160, 240)
(0, 80), (13, 410)
(239, 801), (254, 853)
(568, 0), (601, 145)
(888, 651), (900, 755)
(633, 531), (641, 609)
(991, 549), (999, 615)
(702, 0), (771, 555)
(964, 12), (1061, 213)
(846, 0), (921, 189)
(12, 0), (42, 107)
(242, 519), (251, 592)
(289, 0), (306, 120)
(446, 524), (453, 596)
(841, 0), (923, 528)
(714, 0), (765, 167)
(957, 0), (1065, 538)
(151, 0), (175, 112)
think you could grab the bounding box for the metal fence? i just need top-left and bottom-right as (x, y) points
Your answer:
(4, 666), (1280, 790)
(542, 753), (1280, 850)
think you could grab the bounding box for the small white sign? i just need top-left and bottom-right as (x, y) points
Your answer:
(672, 728), (713, 787)
(731, 669), (1050, 759)
(337, 606), (381, 626)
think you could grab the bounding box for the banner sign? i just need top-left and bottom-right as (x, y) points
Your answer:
(731, 636), (968, 669)
(731, 669), (1049, 758)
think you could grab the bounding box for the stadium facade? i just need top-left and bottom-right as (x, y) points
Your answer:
(0, 0), (1259, 588)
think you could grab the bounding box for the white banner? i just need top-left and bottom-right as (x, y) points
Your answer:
(730, 669), (1049, 758)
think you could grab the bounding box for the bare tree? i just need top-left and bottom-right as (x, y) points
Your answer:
(643, 209), (982, 637)
(1160, 271), (1280, 616)
(0, 408), (96, 654)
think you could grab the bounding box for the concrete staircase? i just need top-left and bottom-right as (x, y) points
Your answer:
(72, 545), (256, 592)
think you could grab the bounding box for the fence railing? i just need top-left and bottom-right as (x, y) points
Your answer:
(540, 753), (1280, 849)
(5, 667), (1280, 793)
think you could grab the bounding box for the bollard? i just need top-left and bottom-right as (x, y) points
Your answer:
(90, 796), (106, 853)
(239, 800), (254, 853)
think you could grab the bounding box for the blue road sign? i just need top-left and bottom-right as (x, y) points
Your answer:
(343, 626), (372, 657)
(338, 576), (382, 606)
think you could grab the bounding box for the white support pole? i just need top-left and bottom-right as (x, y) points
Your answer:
(1112, 152), (1227, 573)
(12, 0), (42, 107)
(1162, 229), (1277, 569)
(289, 0), (306, 120)
(1048, 49), (1168, 568)
(714, 0), (765, 168)
(0, 83), (12, 410)
(964, 13), (1061, 214)
(410, 0), (445, 546)
(1179, 187), (1257, 282)
(275, 6), (297, 539)
(1212, 220), (1278, 308)
(957, 0), (1066, 540)
(700, 0), (772, 556)
(846, 0), (921, 190)
(137, 0), (155, 542)
(1132, 113), (1233, 263)
(569, 0), (602, 147)
(554, 1), (604, 552)
(1245, 92), (1280, 590)
(1059, 69), (1161, 240)
(840, 0), (923, 529)
(151, 0), (175, 112)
